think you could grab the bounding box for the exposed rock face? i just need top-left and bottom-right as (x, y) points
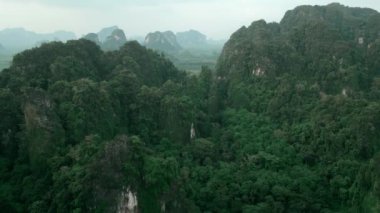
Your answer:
(102, 29), (127, 51)
(217, 20), (281, 79)
(117, 188), (138, 213)
(176, 30), (207, 48)
(82, 33), (101, 46)
(190, 123), (196, 140)
(144, 31), (182, 53)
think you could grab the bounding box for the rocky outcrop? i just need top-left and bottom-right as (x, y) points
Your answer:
(98, 26), (119, 42)
(117, 187), (138, 213)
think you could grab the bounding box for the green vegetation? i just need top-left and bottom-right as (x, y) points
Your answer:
(1, 3), (380, 213)
(167, 47), (221, 73)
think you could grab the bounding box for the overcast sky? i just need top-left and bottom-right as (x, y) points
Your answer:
(0, 0), (379, 39)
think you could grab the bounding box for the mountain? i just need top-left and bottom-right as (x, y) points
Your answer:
(82, 28), (127, 51)
(97, 26), (119, 42)
(101, 28), (127, 51)
(218, 3), (380, 85)
(176, 30), (207, 48)
(214, 3), (380, 211)
(143, 30), (224, 71)
(0, 43), (12, 70)
(2, 3), (380, 213)
(144, 31), (182, 53)
(82, 33), (101, 46)
(0, 39), (185, 211)
(0, 28), (76, 53)
(280, 3), (379, 33)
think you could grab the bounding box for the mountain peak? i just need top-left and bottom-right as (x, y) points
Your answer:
(97, 26), (120, 42)
(218, 3), (380, 89)
(101, 29), (127, 51)
(144, 31), (182, 53)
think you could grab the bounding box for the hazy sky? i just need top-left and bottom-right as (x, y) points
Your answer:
(0, 0), (379, 39)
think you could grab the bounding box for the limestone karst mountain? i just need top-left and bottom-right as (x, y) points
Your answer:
(82, 28), (127, 51)
(102, 29), (128, 51)
(218, 3), (380, 94)
(144, 31), (182, 53)
(0, 28), (76, 53)
(97, 25), (119, 42)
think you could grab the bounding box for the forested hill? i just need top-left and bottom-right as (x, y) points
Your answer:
(218, 3), (380, 87)
(1, 3), (380, 213)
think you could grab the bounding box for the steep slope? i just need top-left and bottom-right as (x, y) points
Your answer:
(97, 26), (119, 42)
(218, 3), (380, 93)
(101, 29), (127, 51)
(213, 3), (380, 212)
(144, 31), (182, 53)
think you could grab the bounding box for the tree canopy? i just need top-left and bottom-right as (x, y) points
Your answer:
(1, 3), (380, 213)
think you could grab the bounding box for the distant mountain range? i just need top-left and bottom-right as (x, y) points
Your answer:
(0, 26), (224, 54)
(0, 28), (76, 53)
(144, 31), (182, 53)
(144, 29), (225, 54)
(142, 29), (225, 71)
(82, 26), (127, 51)
(0, 26), (225, 71)
(176, 30), (207, 48)
(81, 27), (225, 54)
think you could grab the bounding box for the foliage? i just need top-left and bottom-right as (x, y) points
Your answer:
(1, 3), (380, 212)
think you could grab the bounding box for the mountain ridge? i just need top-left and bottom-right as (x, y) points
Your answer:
(0, 28), (76, 53)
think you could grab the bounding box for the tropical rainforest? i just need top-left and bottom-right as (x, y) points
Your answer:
(1, 3), (380, 213)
